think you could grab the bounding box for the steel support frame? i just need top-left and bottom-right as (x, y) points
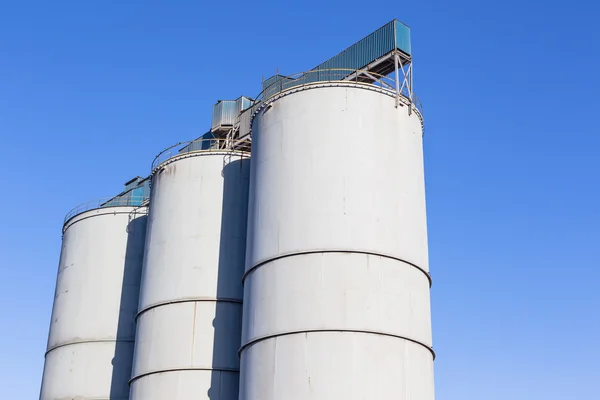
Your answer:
(344, 50), (413, 115)
(394, 50), (413, 115)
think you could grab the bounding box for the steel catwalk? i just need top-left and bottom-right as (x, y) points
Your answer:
(240, 84), (434, 400)
(129, 150), (250, 400)
(39, 206), (148, 400)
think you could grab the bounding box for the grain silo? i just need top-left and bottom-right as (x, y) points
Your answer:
(129, 136), (251, 399)
(239, 19), (434, 400)
(39, 189), (148, 400)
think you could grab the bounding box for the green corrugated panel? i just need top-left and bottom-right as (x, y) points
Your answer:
(263, 75), (295, 99)
(262, 75), (287, 91)
(124, 177), (143, 192)
(260, 19), (412, 100)
(313, 20), (398, 73)
(394, 20), (411, 55)
(179, 132), (216, 154)
(101, 176), (151, 208)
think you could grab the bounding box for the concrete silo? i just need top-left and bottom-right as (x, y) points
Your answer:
(129, 139), (251, 399)
(239, 20), (433, 400)
(40, 202), (148, 400)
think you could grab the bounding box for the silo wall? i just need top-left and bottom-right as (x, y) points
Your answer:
(130, 151), (251, 400)
(239, 84), (434, 400)
(40, 206), (148, 400)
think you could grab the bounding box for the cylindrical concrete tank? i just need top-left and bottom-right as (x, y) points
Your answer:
(40, 205), (148, 400)
(129, 144), (251, 400)
(240, 84), (433, 400)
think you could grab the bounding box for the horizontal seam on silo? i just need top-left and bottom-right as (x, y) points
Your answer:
(45, 339), (134, 356)
(243, 250), (432, 287)
(136, 297), (243, 320)
(129, 367), (240, 385)
(239, 330), (435, 360)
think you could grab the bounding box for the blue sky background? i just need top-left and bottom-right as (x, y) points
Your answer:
(1, 0), (599, 398)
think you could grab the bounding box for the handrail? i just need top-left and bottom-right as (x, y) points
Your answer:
(151, 138), (251, 172)
(254, 68), (423, 116)
(64, 196), (148, 225)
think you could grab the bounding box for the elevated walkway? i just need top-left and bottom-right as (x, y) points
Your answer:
(263, 19), (412, 89)
(239, 19), (418, 140)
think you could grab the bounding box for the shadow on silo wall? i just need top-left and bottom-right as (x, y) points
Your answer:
(208, 157), (251, 400)
(110, 212), (147, 399)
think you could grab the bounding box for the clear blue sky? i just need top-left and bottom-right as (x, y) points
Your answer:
(1, 1), (598, 399)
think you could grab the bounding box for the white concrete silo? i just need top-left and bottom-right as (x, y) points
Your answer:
(129, 142), (251, 399)
(40, 205), (148, 400)
(239, 83), (434, 400)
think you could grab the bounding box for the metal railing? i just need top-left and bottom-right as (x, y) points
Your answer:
(64, 196), (148, 224)
(255, 68), (423, 115)
(151, 138), (251, 172)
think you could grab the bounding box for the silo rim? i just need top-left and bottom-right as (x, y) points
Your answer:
(63, 200), (148, 232)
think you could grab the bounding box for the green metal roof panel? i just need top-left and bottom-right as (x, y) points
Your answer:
(313, 20), (395, 73)
(263, 75), (287, 90)
(262, 75), (295, 99)
(101, 177), (150, 208)
(312, 19), (411, 74)
(179, 132), (216, 153)
(260, 19), (412, 101)
(394, 20), (411, 55)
